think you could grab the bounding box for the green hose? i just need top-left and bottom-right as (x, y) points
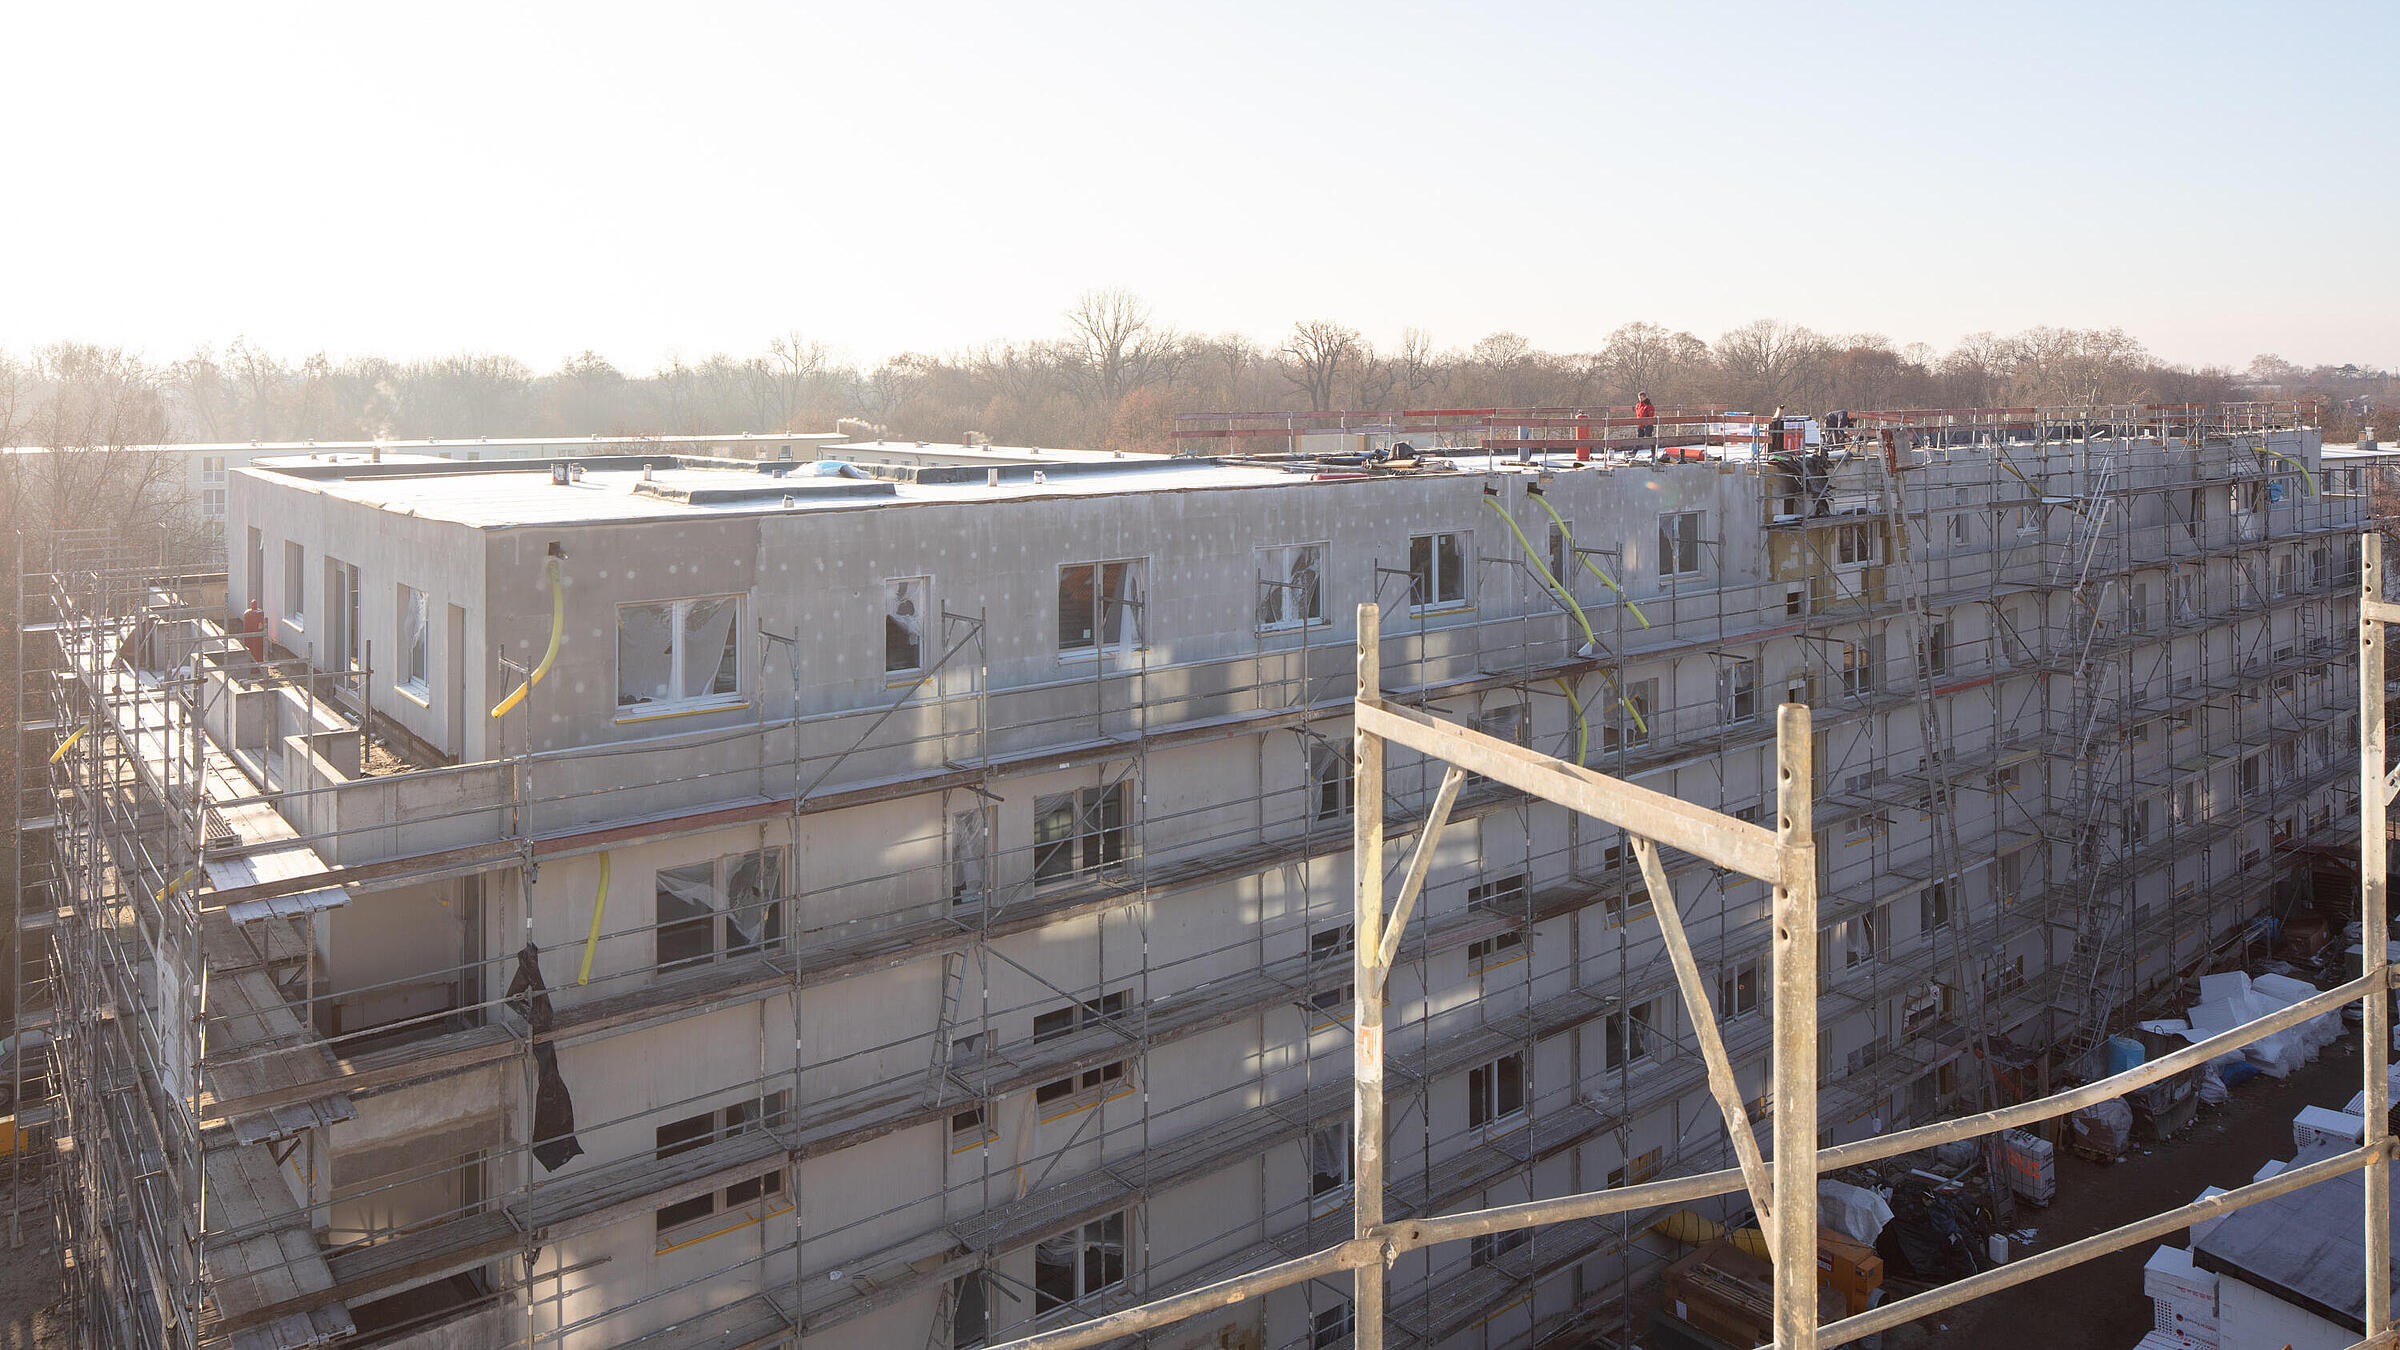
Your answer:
(1553, 678), (1587, 766)
(2258, 444), (2319, 498)
(577, 851), (612, 986)
(1482, 494), (1597, 652)
(1524, 491), (1651, 629)
(1482, 493), (1645, 743)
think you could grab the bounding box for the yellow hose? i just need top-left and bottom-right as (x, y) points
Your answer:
(48, 725), (86, 764)
(1483, 494), (1648, 741)
(490, 555), (564, 718)
(577, 851), (611, 986)
(1481, 495), (1598, 653)
(156, 865), (196, 904)
(1552, 678), (1587, 766)
(1525, 491), (1651, 628)
(2259, 444), (2319, 498)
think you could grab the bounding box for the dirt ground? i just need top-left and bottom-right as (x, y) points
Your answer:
(1930, 1033), (2369, 1349)
(0, 1175), (67, 1349)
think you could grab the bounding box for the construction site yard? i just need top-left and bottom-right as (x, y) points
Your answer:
(1936, 1031), (2365, 1349)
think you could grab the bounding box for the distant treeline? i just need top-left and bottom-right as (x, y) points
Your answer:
(3, 291), (2392, 454)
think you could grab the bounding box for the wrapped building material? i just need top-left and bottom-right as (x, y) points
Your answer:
(2071, 1098), (2133, 1157)
(1818, 1179), (1894, 1245)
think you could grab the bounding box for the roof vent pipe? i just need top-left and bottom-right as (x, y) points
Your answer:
(642, 462), (654, 481)
(987, 467), (999, 487)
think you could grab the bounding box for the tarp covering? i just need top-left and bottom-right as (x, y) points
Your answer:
(1818, 1179), (1893, 1245)
(509, 942), (585, 1172)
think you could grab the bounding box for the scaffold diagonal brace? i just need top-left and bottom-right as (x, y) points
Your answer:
(1630, 836), (1779, 1256)
(1370, 765), (1466, 981)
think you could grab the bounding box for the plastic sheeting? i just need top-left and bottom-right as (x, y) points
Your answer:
(508, 942), (585, 1172)
(2072, 1098), (2133, 1156)
(617, 598), (740, 707)
(1818, 1179), (1894, 1245)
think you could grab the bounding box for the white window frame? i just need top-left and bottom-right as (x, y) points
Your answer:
(1307, 923), (1355, 1013)
(1601, 677), (1657, 752)
(1034, 1212), (1128, 1319)
(1829, 907), (1881, 970)
(950, 806), (993, 907)
(1255, 543), (1327, 632)
(1920, 880), (1953, 934)
(1033, 783), (1129, 884)
(325, 557), (360, 670)
(885, 576), (929, 675)
(1466, 1051), (1527, 1132)
(1058, 559), (1146, 658)
(1307, 738), (1352, 823)
(1719, 658), (1758, 724)
(1407, 531), (1470, 611)
(1604, 997), (1661, 1070)
(652, 1091), (792, 1245)
(617, 595), (745, 716)
(1834, 521), (1874, 568)
(397, 584), (430, 699)
(655, 848), (787, 972)
(1307, 1121), (1352, 1218)
(1718, 959), (1760, 1020)
(1840, 637), (1878, 697)
(283, 541), (305, 624)
(1659, 511), (1704, 578)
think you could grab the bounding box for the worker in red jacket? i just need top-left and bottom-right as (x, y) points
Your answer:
(1635, 393), (1657, 445)
(241, 597), (267, 669)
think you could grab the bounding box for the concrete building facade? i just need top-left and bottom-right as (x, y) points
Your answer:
(9, 408), (2382, 1350)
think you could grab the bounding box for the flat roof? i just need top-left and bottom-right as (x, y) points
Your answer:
(239, 454), (1315, 528)
(821, 441), (1137, 466)
(2192, 1141), (2398, 1332)
(1, 431), (851, 456)
(250, 451), (452, 467)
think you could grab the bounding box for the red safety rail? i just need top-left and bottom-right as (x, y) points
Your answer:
(1174, 401), (2323, 457)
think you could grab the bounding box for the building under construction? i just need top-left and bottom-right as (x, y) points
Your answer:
(6, 406), (2391, 1350)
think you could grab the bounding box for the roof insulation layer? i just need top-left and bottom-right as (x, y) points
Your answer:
(241, 456), (1322, 528)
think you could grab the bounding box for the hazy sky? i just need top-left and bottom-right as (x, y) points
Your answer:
(7, 1), (2393, 373)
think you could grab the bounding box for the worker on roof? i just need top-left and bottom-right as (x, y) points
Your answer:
(1635, 392), (1657, 446)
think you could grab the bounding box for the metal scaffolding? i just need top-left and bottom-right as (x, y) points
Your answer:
(990, 547), (2399, 1350)
(4, 406), (2394, 1350)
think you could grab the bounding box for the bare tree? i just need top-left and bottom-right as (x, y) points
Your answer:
(1715, 319), (1827, 411)
(1600, 322), (1706, 404)
(224, 336), (288, 441)
(1392, 328), (1443, 401)
(1063, 288), (1181, 415)
(164, 346), (234, 441)
(548, 351), (629, 433)
(1280, 320), (1360, 412)
(1351, 339), (1398, 410)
